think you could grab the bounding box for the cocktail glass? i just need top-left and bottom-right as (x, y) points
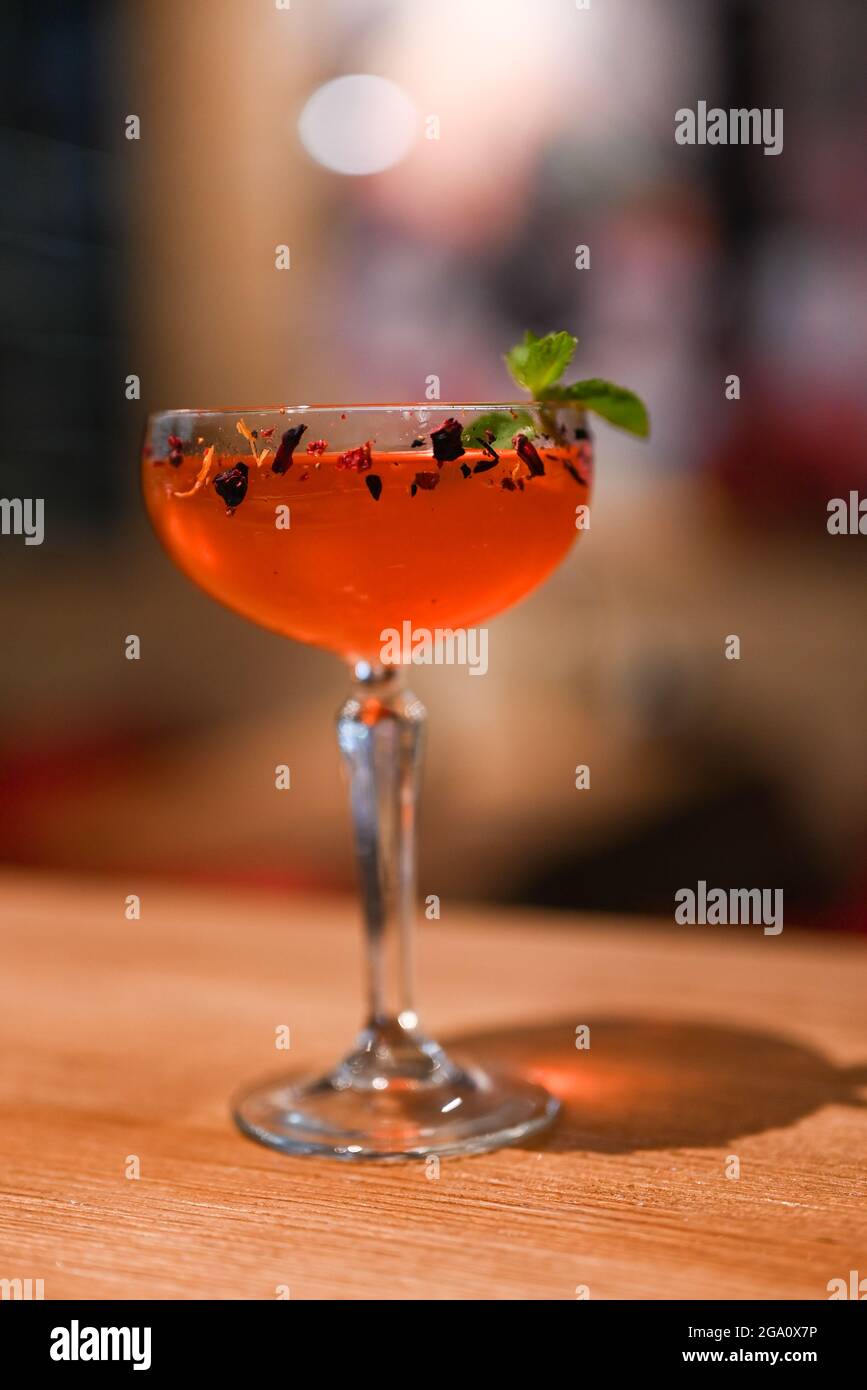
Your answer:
(142, 403), (591, 1159)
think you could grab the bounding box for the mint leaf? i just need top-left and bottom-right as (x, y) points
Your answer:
(547, 379), (649, 437)
(461, 409), (535, 451)
(505, 330), (577, 397)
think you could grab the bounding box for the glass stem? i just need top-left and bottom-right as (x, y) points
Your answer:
(337, 662), (426, 1037)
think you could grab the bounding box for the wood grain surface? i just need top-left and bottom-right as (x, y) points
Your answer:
(1, 871), (865, 1301)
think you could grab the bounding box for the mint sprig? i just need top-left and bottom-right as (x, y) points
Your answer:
(461, 409), (535, 451)
(546, 381), (649, 437)
(505, 330), (576, 398)
(505, 330), (649, 438)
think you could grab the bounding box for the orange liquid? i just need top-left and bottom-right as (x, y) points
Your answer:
(142, 444), (591, 661)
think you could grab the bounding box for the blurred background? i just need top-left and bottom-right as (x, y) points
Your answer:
(1, 0), (865, 928)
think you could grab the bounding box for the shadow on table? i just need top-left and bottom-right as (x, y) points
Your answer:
(445, 1017), (867, 1153)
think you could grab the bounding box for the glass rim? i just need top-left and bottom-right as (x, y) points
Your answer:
(146, 401), (584, 420)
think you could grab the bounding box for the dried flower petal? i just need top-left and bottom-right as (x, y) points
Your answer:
(167, 434), (183, 451)
(174, 444), (216, 499)
(430, 418), (465, 463)
(514, 433), (545, 476)
(272, 424), (307, 474)
(365, 474), (383, 501)
(214, 461), (249, 510)
(236, 418), (257, 455)
(479, 435), (499, 464)
(413, 470), (440, 491)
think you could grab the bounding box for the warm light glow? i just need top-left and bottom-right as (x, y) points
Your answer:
(297, 75), (418, 175)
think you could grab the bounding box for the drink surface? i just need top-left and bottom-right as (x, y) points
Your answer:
(142, 442), (591, 660)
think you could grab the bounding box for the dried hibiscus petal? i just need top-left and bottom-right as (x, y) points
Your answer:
(214, 462), (249, 510)
(272, 424), (307, 474)
(480, 431), (499, 463)
(460, 463), (471, 478)
(430, 418), (465, 463)
(337, 440), (373, 472)
(413, 470), (439, 491)
(514, 433), (545, 476)
(167, 434), (183, 451)
(473, 457), (497, 474)
(260, 427), (275, 440)
(564, 460), (587, 486)
(365, 474), (383, 501)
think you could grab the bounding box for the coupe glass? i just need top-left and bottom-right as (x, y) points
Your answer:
(142, 403), (592, 1159)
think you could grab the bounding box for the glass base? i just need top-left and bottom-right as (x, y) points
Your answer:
(232, 1025), (559, 1161)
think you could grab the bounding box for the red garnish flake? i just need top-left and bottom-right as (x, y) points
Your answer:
(365, 474), (383, 502)
(306, 439), (328, 455)
(337, 440), (373, 472)
(459, 462), (471, 478)
(430, 418), (465, 463)
(501, 477), (517, 491)
(514, 433), (545, 476)
(564, 460), (587, 486)
(272, 424), (307, 474)
(260, 427), (275, 439)
(413, 470), (439, 491)
(167, 434), (183, 451)
(473, 457), (497, 474)
(214, 462), (249, 510)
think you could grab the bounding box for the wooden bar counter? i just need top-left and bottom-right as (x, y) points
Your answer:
(1, 873), (865, 1300)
